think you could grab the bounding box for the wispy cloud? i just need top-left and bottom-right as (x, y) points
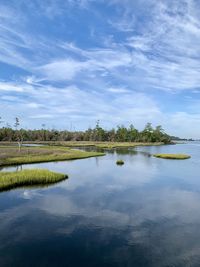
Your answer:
(0, 0), (200, 136)
(0, 80), (163, 130)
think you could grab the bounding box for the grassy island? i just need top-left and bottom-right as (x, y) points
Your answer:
(153, 153), (191, 160)
(0, 145), (105, 167)
(0, 169), (67, 192)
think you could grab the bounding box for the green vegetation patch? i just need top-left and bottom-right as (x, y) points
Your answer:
(116, 160), (124, 165)
(37, 141), (164, 149)
(95, 142), (164, 149)
(0, 146), (105, 167)
(0, 169), (67, 192)
(153, 153), (191, 160)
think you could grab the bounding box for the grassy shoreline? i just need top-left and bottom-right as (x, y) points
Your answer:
(0, 141), (169, 167)
(0, 169), (67, 192)
(1, 151), (105, 167)
(0, 145), (105, 167)
(0, 141), (166, 149)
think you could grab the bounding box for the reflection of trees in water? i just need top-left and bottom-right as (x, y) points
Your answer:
(16, 165), (23, 171)
(95, 157), (99, 167)
(115, 148), (151, 157)
(76, 146), (152, 158)
(0, 165), (23, 172)
(115, 148), (137, 155)
(73, 146), (105, 154)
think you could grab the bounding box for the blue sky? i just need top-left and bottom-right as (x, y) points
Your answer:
(1, 0), (200, 138)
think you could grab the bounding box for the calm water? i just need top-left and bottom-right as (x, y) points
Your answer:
(0, 143), (200, 267)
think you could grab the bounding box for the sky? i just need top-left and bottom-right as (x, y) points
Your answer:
(0, 0), (200, 138)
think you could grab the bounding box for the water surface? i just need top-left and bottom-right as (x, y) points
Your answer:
(0, 143), (200, 267)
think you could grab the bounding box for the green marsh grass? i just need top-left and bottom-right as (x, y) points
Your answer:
(16, 141), (164, 149)
(0, 169), (67, 192)
(0, 146), (105, 167)
(153, 153), (191, 159)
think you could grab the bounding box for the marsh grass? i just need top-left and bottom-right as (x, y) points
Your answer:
(0, 169), (67, 192)
(116, 160), (124, 165)
(95, 142), (164, 149)
(14, 141), (164, 149)
(0, 146), (105, 167)
(153, 153), (191, 159)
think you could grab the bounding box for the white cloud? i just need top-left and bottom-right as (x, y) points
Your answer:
(26, 102), (43, 108)
(37, 48), (132, 81)
(38, 59), (91, 81)
(29, 114), (55, 119)
(0, 82), (25, 92)
(107, 87), (130, 93)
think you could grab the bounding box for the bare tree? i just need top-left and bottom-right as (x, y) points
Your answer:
(14, 117), (23, 152)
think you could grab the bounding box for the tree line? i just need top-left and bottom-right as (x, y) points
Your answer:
(0, 118), (171, 144)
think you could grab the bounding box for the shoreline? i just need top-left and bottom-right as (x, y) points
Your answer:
(0, 145), (105, 167)
(0, 142), (171, 167)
